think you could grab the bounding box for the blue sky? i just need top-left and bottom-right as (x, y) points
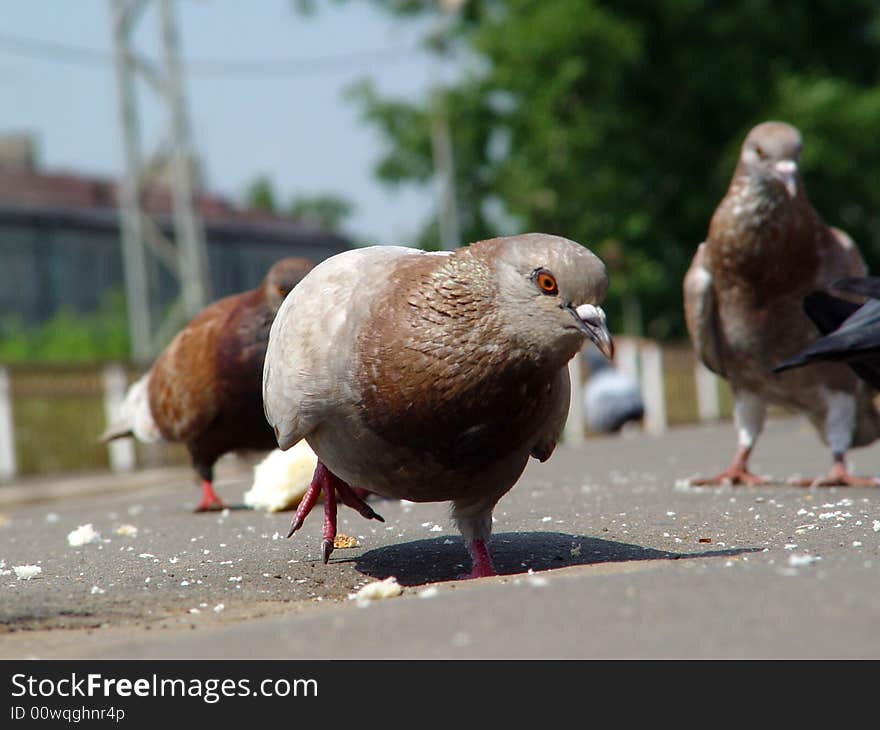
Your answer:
(0, 0), (443, 244)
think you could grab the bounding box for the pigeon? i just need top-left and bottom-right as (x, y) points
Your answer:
(774, 277), (880, 390)
(101, 257), (314, 510)
(581, 344), (644, 433)
(262, 233), (613, 577)
(683, 121), (879, 487)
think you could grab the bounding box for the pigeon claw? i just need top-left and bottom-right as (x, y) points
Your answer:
(285, 461), (381, 565)
(286, 478), (322, 538)
(321, 539), (334, 565)
(687, 466), (769, 487)
(336, 482), (385, 523)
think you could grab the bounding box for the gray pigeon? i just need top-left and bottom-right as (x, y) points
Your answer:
(683, 121), (879, 487)
(581, 345), (644, 433)
(262, 233), (613, 577)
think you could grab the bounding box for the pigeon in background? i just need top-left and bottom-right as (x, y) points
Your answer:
(581, 344), (644, 433)
(774, 276), (880, 390)
(101, 257), (314, 511)
(262, 234), (613, 577)
(683, 121), (879, 487)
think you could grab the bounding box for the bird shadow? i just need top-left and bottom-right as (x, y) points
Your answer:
(342, 531), (761, 586)
(189, 503), (252, 513)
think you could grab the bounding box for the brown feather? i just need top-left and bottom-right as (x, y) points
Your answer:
(148, 257), (313, 481)
(687, 122), (880, 449)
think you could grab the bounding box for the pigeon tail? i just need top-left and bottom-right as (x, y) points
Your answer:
(98, 423), (133, 443)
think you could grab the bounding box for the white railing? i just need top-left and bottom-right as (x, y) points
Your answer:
(0, 367), (16, 480)
(102, 363), (137, 473)
(0, 346), (725, 477)
(563, 336), (722, 445)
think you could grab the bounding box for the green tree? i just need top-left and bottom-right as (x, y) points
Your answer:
(0, 290), (130, 364)
(244, 176), (354, 232)
(327, 0), (880, 338)
(245, 175), (279, 213)
(289, 194), (354, 231)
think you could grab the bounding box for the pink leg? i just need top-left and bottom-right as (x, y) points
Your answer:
(322, 480), (338, 564)
(336, 482), (384, 522)
(194, 479), (225, 513)
(286, 475), (323, 537)
(787, 454), (880, 487)
(688, 446), (768, 486)
(460, 538), (497, 580)
(286, 462), (385, 562)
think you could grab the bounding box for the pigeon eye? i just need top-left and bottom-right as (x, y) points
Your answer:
(535, 270), (558, 295)
(754, 145), (765, 159)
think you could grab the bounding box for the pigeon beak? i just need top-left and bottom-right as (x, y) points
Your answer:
(572, 304), (614, 360)
(774, 159), (798, 198)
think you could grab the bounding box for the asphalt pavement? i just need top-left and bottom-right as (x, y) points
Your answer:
(1, 417), (879, 659)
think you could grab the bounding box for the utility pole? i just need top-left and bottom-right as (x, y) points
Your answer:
(429, 0), (465, 251)
(430, 86), (461, 252)
(109, 0), (211, 363)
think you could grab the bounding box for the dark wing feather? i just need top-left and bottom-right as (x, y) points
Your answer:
(831, 276), (880, 300)
(775, 297), (880, 389)
(802, 291), (860, 335)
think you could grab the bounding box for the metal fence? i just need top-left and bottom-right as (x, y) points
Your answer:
(0, 338), (732, 479)
(0, 362), (186, 478)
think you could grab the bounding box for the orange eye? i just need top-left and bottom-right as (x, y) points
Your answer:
(536, 271), (558, 295)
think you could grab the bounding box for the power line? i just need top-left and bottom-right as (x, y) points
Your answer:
(0, 31), (420, 77)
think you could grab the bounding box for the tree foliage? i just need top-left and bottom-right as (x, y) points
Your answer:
(245, 175), (354, 232)
(290, 194), (354, 231)
(335, 0), (880, 338)
(0, 291), (130, 364)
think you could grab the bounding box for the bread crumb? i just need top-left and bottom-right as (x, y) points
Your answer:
(243, 442), (318, 512)
(333, 533), (359, 549)
(13, 565), (42, 580)
(67, 524), (101, 547)
(788, 554), (821, 568)
(349, 576), (403, 606)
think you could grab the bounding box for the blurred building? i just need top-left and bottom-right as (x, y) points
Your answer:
(0, 134), (351, 326)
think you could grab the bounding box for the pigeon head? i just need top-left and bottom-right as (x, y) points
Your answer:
(484, 233), (613, 362)
(263, 257), (313, 310)
(739, 121), (803, 198)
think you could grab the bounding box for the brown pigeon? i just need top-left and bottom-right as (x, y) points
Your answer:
(262, 234), (613, 577)
(683, 121), (879, 487)
(102, 257), (314, 510)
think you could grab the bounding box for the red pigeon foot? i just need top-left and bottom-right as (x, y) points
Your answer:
(688, 446), (769, 486)
(688, 468), (768, 487)
(335, 482), (385, 523)
(286, 461), (385, 561)
(194, 480), (226, 512)
(457, 538), (497, 580)
(786, 462), (880, 487)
